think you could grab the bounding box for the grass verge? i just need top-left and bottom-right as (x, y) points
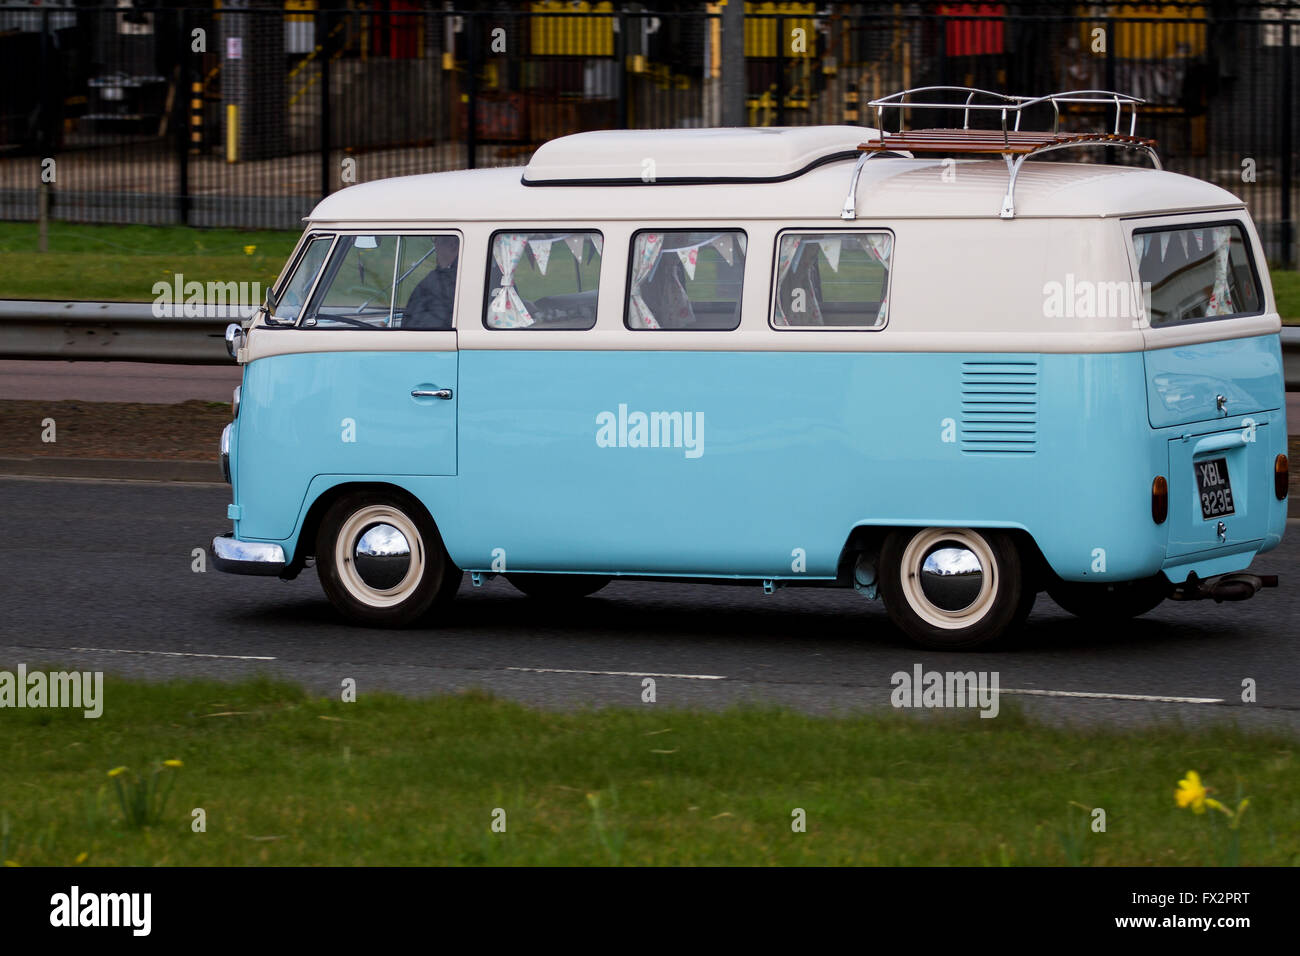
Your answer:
(1, 675), (1296, 866)
(1272, 268), (1300, 325)
(0, 222), (298, 302)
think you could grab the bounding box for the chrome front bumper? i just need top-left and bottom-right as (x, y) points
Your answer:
(211, 533), (286, 576)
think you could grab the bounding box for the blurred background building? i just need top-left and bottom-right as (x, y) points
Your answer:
(0, 1), (1297, 259)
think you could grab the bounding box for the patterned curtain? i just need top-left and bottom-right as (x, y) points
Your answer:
(627, 233), (665, 329)
(861, 234), (893, 324)
(773, 236), (804, 326)
(486, 234), (533, 328)
(1205, 226), (1236, 317)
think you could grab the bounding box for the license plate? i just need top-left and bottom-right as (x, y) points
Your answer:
(1194, 457), (1235, 520)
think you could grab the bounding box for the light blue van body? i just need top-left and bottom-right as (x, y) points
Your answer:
(226, 335), (1286, 586)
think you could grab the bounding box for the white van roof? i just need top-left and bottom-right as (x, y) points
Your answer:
(308, 128), (1244, 224)
(521, 126), (870, 184)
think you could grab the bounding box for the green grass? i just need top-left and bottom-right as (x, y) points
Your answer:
(1, 675), (1297, 866)
(1271, 267), (1300, 324)
(0, 222), (298, 302)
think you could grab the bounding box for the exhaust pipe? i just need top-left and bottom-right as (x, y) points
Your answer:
(1169, 571), (1279, 603)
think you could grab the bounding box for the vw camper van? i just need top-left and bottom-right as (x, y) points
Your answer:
(212, 89), (1288, 649)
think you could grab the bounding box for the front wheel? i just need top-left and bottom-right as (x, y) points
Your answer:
(1046, 575), (1168, 622)
(316, 490), (454, 627)
(879, 527), (1034, 650)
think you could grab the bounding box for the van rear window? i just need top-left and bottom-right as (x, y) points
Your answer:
(772, 230), (892, 329)
(1133, 223), (1262, 326)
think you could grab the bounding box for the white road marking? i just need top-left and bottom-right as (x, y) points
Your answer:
(70, 647), (277, 661)
(56, 651), (1224, 703)
(1000, 687), (1223, 705)
(507, 666), (725, 680)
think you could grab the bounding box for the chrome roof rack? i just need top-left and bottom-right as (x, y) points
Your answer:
(840, 87), (1161, 220)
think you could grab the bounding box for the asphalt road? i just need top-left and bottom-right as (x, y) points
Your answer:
(2, 476), (1298, 730)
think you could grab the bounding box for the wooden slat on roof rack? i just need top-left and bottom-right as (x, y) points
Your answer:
(858, 128), (1158, 156)
(841, 88), (1164, 220)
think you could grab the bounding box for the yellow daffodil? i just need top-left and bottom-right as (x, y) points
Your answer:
(74, 852), (88, 864)
(163, 759), (183, 768)
(107, 766), (128, 778)
(1175, 771), (1208, 813)
(244, 245), (256, 255)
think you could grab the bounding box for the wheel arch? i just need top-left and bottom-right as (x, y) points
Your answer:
(836, 522), (1050, 592)
(283, 480), (440, 578)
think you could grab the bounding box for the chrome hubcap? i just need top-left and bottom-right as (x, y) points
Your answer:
(918, 545), (984, 612)
(352, 523), (412, 591)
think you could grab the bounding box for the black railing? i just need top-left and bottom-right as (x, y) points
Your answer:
(0, 3), (1297, 262)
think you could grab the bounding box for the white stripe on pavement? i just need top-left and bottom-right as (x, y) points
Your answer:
(1000, 687), (1223, 705)
(70, 647), (277, 661)
(59, 652), (1224, 702)
(507, 666), (725, 680)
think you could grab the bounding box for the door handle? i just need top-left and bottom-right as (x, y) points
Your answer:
(411, 388), (453, 400)
(1192, 432), (1245, 456)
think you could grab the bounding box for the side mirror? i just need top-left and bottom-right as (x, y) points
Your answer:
(225, 323), (245, 360)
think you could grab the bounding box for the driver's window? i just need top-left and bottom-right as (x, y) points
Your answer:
(304, 235), (400, 329)
(273, 235), (333, 324)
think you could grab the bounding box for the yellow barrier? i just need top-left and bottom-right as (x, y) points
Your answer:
(529, 1), (614, 56)
(226, 104), (237, 164)
(744, 1), (816, 58)
(285, 0), (316, 23)
(1078, 3), (1207, 58)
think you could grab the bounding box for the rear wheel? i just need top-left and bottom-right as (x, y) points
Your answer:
(316, 490), (454, 627)
(1046, 575), (1168, 622)
(508, 573), (610, 600)
(879, 527), (1034, 650)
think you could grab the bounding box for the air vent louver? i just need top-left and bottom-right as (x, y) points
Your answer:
(960, 361), (1038, 455)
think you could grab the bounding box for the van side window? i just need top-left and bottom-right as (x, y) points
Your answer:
(772, 231), (892, 329)
(303, 234), (460, 329)
(273, 235), (333, 324)
(1134, 223), (1262, 325)
(626, 230), (746, 331)
(485, 231), (602, 329)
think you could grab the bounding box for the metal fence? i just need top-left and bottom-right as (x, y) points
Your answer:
(2, 1), (1300, 262)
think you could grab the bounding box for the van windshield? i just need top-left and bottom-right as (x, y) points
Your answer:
(272, 235), (333, 324)
(1134, 223), (1262, 326)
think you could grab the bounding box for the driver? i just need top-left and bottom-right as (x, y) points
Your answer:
(401, 236), (460, 329)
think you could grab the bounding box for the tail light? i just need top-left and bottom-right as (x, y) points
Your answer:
(1277, 455), (1289, 500)
(1152, 475), (1168, 523)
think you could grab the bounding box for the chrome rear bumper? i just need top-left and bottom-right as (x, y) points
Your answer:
(211, 533), (286, 576)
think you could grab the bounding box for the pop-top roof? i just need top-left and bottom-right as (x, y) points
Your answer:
(521, 126), (875, 185)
